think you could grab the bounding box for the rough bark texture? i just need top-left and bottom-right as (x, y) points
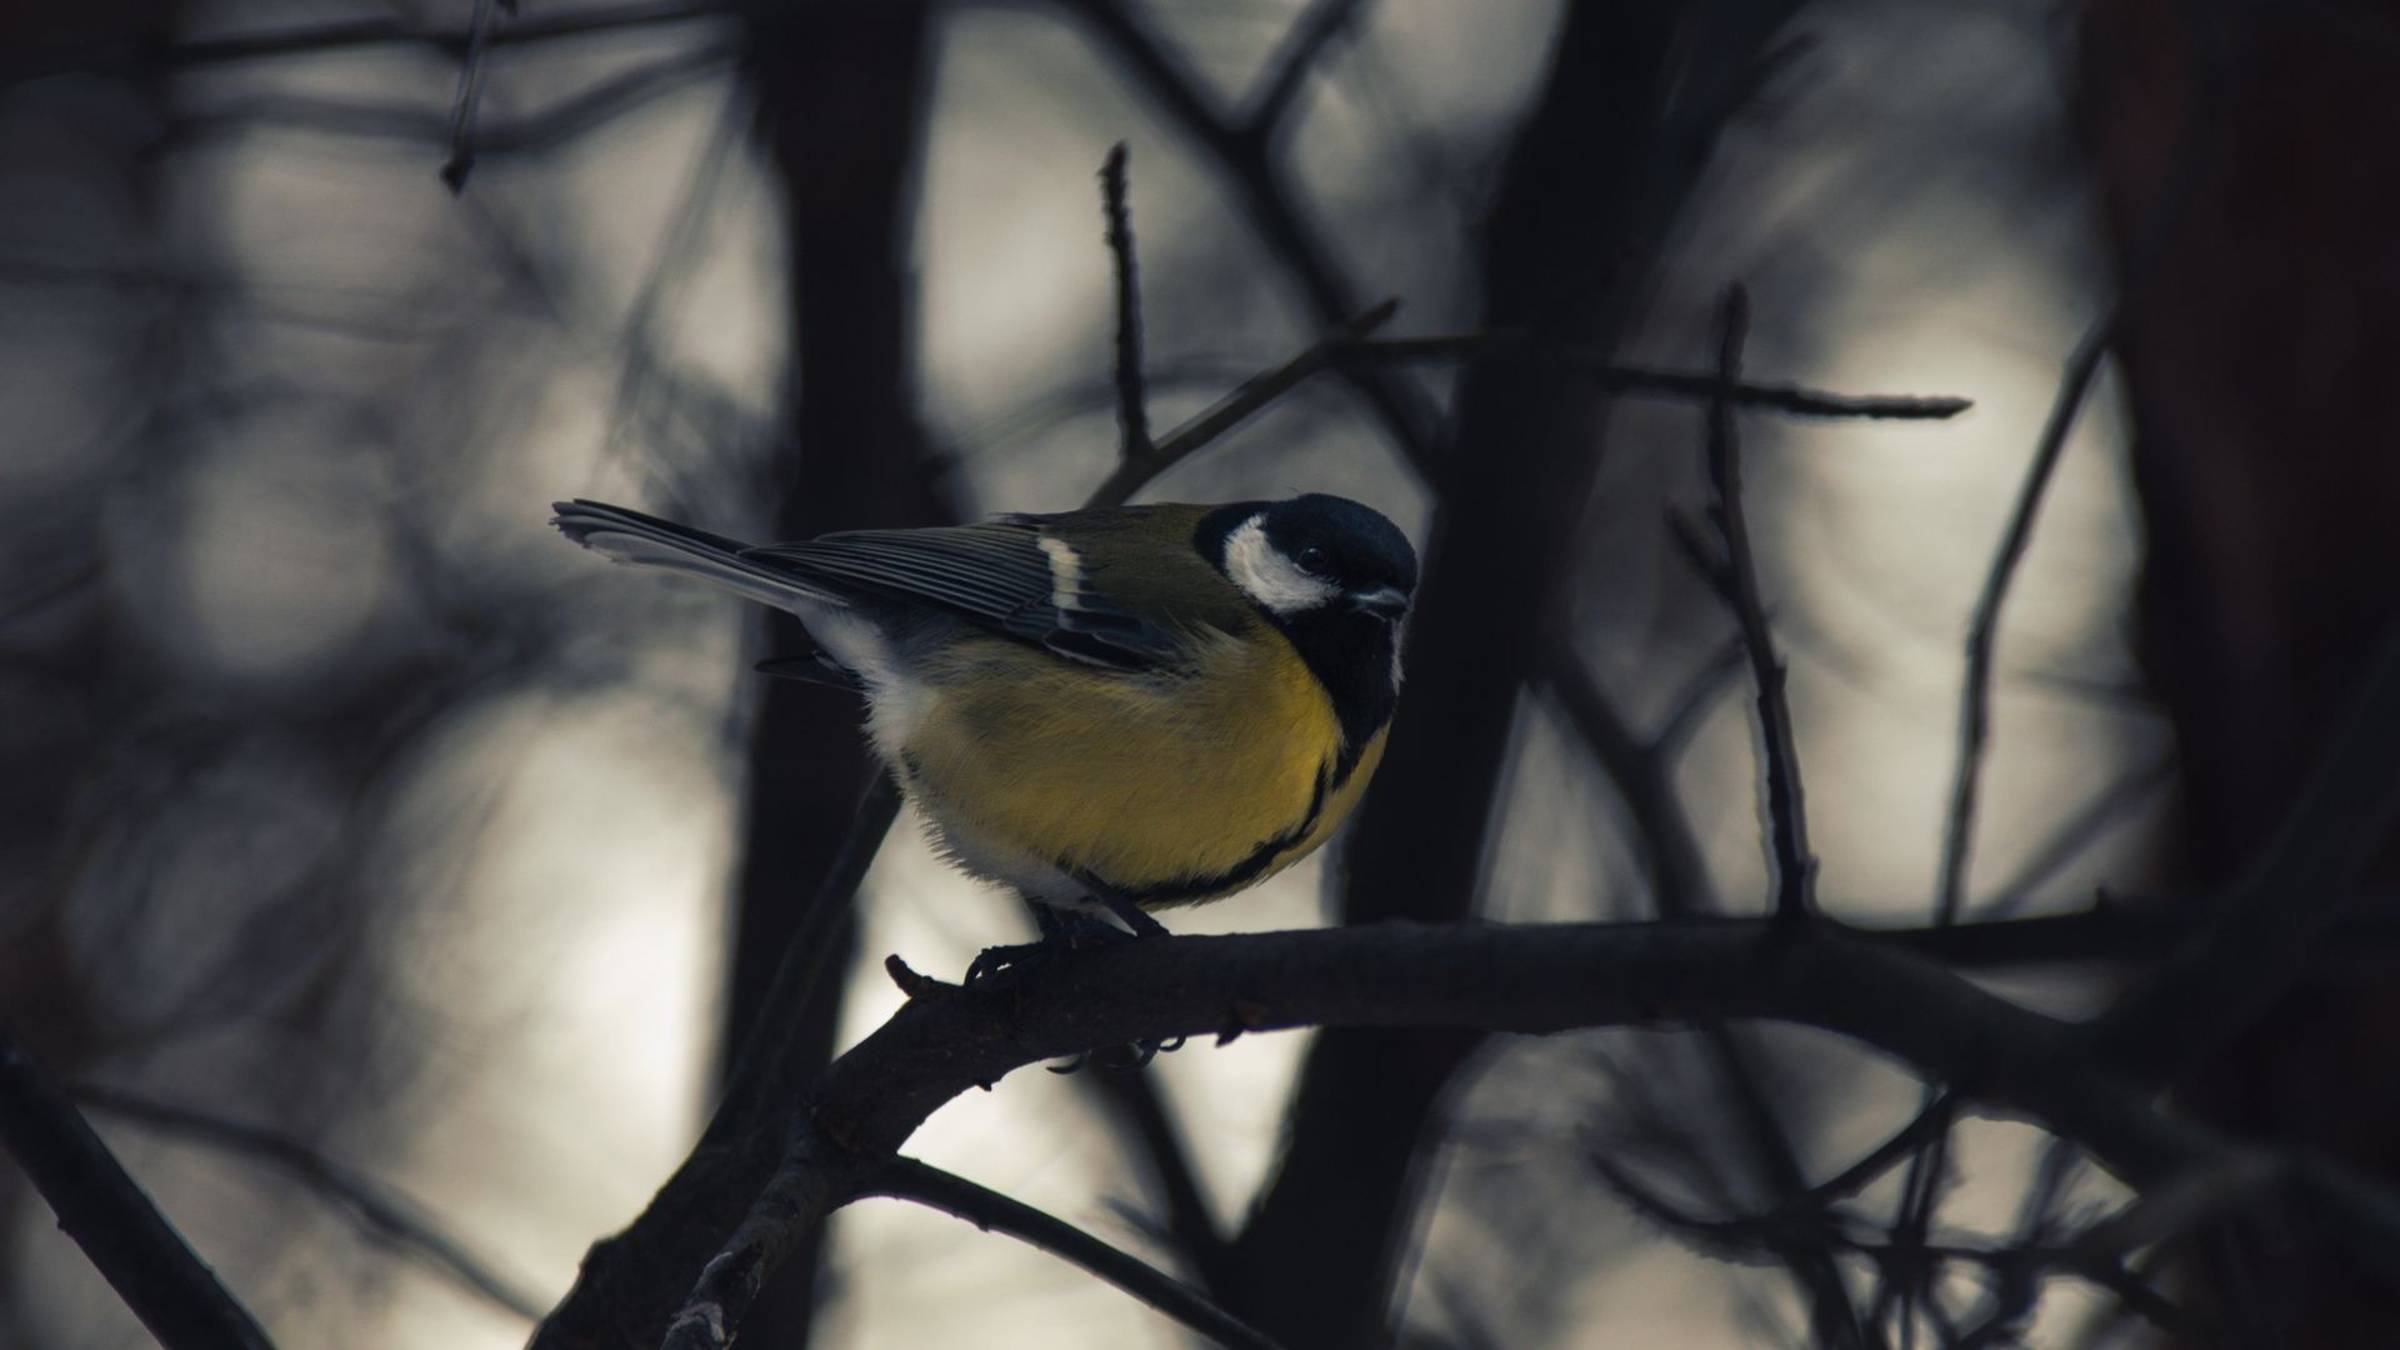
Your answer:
(1215, 5), (1803, 1344)
(2081, 0), (2400, 1341)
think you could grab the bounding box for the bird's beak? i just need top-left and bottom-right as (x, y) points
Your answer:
(1350, 585), (1410, 618)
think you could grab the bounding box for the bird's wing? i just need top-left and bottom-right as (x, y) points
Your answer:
(743, 520), (1190, 671)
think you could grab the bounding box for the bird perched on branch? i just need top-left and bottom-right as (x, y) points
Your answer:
(551, 495), (1416, 971)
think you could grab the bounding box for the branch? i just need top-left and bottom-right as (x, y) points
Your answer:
(1056, 0), (1445, 464)
(1087, 1071), (1231, 1292)
(1099, 143), (1152, 459)
(1932, 314), (2117, 922)
(439, 0), (501, 190)
(1085, 298), (1400, 504)
(862, 1157), (1282, 1350)
(1329, 333), (1974, 421)
(3, 0), (725, 83)
(656, 918), (2400, 1350)
(75, 1085), (546, 1321)
(1547, 658), (1870, 1344)
(1694, 285), (1816, 921)
(1978, 749), (2175, 918)
(1242, 0), (1367, 138)
(178, 44), (735, 163)
(0, 1032), (276, 1350)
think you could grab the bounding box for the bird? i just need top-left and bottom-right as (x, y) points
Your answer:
(550, 493), (1416, 974)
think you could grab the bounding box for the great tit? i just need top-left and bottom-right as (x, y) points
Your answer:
(550, 494), (1416, 946)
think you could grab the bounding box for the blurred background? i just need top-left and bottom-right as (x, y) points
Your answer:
(4, 0), (2393, 1346)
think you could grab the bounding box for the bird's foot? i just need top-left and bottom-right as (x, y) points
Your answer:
(962, 940), (1057, 986)
(962, 906), (1144, 986)
(1046, 1033), (1187, 1075)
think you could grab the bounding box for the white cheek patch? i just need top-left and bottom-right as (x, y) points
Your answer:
(1038, 535), (1084, 609)
(1224, 514), (1340, 615)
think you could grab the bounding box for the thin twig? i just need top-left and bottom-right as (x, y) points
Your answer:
(1331, 333), (1972, 420)
(1653, 635), (1749, 758)
(1695, 285), (1816, 921)
(75, 1086), (546, 1321)
(1088, 1073), (1231, 1293)
(1086, 298), (1400, 504)
(1544, 657), (1712, 915)
(1931, 315), (2117, 924)
(1059, 0), (1445, 463)
(13, 0), (723, 78)
(1099, 143), (1152, 459)
(864, 1156), (1283, 1350)
(1242, 0), (1367, 137)
(439, 0), (502, 191)
(1977, 750), (2175, 919)
(188, 43), (735, 164)
(1548, 649), (1869, 1345)
(0, 1032), (276, 1350)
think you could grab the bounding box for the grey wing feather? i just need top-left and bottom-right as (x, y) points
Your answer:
(744, 523), (1184, 671)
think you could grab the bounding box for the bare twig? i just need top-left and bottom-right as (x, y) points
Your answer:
(1085, 299), (1400, 504)
(0, 1032), (276, 1350)
(1099, 143), (1152, 459)
(1653, 635), (1749, 758)
(1242, 0), (1367, 138)
(185, 43), (736, 163)
(75, 1085), (545, 1321)
(1088, 1072), (1231, 1293)
(863, 1156), (1283, 1350)
(1932, 315), (2118, 923)
(439, 0), (502, 191)
(1977, 749), (2174, 918)
(1544, 656), (1713, 915)
(1548, 657), (1874, 1346)
(1331, 333), (1973, 421)
(1058, 0), (1444, 462)
(2, 0), (724, 83)
(1693, 285), (1816, 921)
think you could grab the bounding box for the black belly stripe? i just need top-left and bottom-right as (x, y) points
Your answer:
(1072, 759), (1335, 907)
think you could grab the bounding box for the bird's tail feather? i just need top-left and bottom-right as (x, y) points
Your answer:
(549, 499), (843, 615)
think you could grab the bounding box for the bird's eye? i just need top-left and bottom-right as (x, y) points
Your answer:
(1296, 545), (1330, 576)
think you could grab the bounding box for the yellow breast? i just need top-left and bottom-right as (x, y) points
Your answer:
(896, 626), (1385, 906)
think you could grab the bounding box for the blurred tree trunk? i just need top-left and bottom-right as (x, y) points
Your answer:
(1216, 5), (1801, 1345)
(721, 0), (946, 1342)
(2081, 1), (2400, 1341)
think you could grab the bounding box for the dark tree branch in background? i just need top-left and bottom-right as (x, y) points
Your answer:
(1057, 0), (1445, 464)
(74, 1086), (546, 1321)
(1331, 333), (1972, 421)
(1900, 309), (2112, 1325)
(1692, 285), (1816, 922)
(0, 0), (727, 85)
(2101, 621), (2400, 1075)
(862, 1157), (1284, 1350)
(438, 0), (502, 189)
(1242, 0), (1367, 138)
(1979, 750), (2175, 918)
(1099, 143), (1152, 459)
(0, 1033), (276, 1350)
(1933, 315), (2119, 925)
(1087, 298), (1399, 505)
(183, 44), (738, 163)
